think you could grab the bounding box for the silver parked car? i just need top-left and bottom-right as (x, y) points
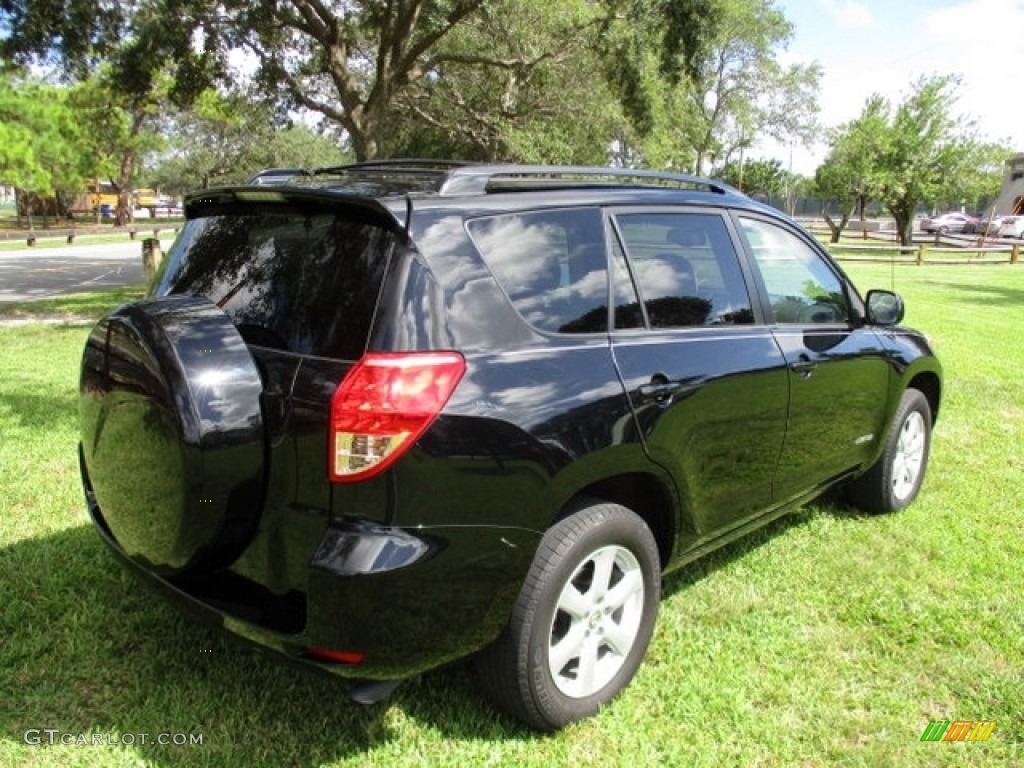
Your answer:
(920, 212), (977, 234)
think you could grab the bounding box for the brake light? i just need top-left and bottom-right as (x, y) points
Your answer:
(329, 351), (466, 483)
(304, 647), (366, 665)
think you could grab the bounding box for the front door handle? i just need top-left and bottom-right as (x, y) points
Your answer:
(789, 354), (817, 378)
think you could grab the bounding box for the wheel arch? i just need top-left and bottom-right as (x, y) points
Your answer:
(556, 472), (677, 570)
(908, 370), (941, 424)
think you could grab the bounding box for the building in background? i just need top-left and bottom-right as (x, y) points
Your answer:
(992, 153), (1024, 216)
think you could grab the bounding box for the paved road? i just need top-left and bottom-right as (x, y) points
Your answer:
(0, 241), (158, 302)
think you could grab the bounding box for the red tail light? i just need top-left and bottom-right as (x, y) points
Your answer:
(329, 351), (466, 483)
(303, 647), (366, 665)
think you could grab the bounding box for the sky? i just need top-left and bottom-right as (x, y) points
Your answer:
(757, 0), (1024, 175)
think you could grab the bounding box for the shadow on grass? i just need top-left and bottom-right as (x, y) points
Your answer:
(660, 496), (872, 599)
(0, 286), (146, 319)
(1, 526), (533, 767)
(0, 388), (81, 433)
(937, 280), (1024, 306)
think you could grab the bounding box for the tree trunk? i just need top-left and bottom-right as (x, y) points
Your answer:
(890, 207), (915, 247)
(115, 110), (146, 225)
(822, 208), (852, 244)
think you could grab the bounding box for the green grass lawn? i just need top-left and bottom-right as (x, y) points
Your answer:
(1, 265), (1022, 767)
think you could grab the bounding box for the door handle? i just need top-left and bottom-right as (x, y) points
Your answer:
(638, 373), (673, 402)
(638, 382), (672, 398)
(789, 354), (816, 378)
(636, 373), (703, 404)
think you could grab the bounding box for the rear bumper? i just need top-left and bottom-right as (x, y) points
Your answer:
(82, 451), (540, 680)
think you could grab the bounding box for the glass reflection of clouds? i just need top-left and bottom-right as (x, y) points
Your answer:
(467, 209), (610, 335)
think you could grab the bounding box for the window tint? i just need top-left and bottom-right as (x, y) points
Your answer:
(467, 208), (609, 334)
(157, 208), (395, 358)
(739, 217), (849, 324)
(614, 212), (753, 328)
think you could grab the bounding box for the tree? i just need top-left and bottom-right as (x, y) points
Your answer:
(871, 76), (983, 246)
(682, 0), (820, 175)
(605, 0), (820, 175)
(813, 95), (888, 242)
(222, 0), (491, 160)
(0, 1), (126, 76)
(63, 68), (171, 225)
(3, 0), (731, 164)
(717, 157), (786, 196)
(817, 76), (1005, 246)
(596, 0), (723, 138)
(945, 140), (1012, 216)
(382, 0), (623, 163)
(150, 91), (348, 194)
(0, 73), (93, 227)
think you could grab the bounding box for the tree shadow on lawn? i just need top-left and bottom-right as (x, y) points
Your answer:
(0, 387), (80, 433)
(918, 279), (1024, 307)
(0, 526), (534, 767)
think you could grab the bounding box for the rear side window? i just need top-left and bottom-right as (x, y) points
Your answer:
(156, 208), (396, 358)
(466, 208), (609, 334)
(614, 212), (754, 328)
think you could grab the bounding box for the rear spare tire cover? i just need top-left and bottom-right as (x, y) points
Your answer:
(80, 295), (265, 575)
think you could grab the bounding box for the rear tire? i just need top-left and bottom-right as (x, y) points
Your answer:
(846, 388), (932, 513)
(475, 500), (660, 731)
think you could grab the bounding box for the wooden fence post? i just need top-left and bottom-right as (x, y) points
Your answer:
(142, 238), (162, 281)
(916, 244), (926, 265)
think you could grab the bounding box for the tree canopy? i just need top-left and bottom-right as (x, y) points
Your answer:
(0, 0), (815, 168)
(4, 0), (1009, 228)
(0, 74), (95, 224)
(818, 76), (1010, 245)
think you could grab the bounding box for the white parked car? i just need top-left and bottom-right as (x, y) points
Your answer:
(974, 216), (1004, 236)
(996, 216), (1024, 239)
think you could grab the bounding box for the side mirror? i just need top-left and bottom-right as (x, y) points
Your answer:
(865, 289), (904, 326)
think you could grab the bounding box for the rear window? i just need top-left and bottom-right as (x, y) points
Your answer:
(155, 207), (397, 358)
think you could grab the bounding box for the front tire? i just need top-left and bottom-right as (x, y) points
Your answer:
(847, 388), (933, 513)
(476, 501), (660, 731)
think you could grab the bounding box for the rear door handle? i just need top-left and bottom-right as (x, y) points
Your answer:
(638, 382), (672, 398)
(638, 373), (673, 402)
(789, 354), (817, 378)
(637, 374), (702, 403)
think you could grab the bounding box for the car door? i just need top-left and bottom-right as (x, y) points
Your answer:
(608, 208), (790, 543)
(733, 213), (893, 504)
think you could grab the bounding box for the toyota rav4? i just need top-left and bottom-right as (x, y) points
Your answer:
(79, 160), (941, 730)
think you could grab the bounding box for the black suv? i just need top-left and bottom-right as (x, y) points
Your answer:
(79, 161), (941, 730)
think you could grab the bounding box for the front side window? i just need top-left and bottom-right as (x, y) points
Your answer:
(613, 212), (753, 328)
(467, 208), (609, 334)
(739, 217), (850, 324)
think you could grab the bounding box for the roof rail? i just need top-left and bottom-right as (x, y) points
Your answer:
(287, 160), (477, 196)
(314, 159), (476, 178)
(437, 165), (736, 197)
(272, 159), (738, 198)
